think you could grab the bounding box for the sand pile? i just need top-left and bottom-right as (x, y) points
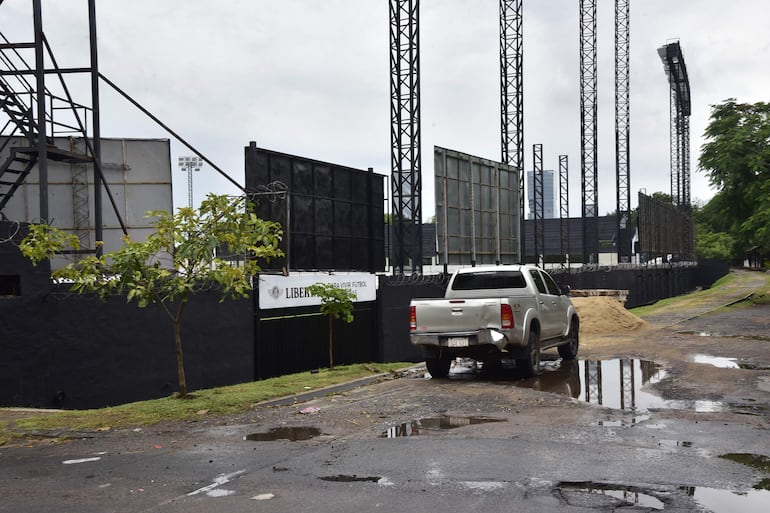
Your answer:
(571, 296), (649, 335)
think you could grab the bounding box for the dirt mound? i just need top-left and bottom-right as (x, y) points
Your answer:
(571, 296), (649, 335)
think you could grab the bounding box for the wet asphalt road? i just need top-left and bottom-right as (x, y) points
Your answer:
(1, 272), (769, 512)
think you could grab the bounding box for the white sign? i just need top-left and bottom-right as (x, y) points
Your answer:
(258, 274), (378, 310)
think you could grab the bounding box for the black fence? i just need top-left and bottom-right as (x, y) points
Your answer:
(1, 219), (729, 409)
(254, 301), (379, 380)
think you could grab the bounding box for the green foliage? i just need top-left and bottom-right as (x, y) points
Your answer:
(20, 193), (283, 397)
(306, 283), (356, 323)
(695, 225), (737, 262)
(697, 99), (770, 263)
(306, 283), (357, 369)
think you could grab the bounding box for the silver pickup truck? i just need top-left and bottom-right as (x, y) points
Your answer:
(409, 265), (579, 378)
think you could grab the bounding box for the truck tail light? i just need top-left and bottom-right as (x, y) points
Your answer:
(501, 304), (514, 329)
(409, 305), (417, 331)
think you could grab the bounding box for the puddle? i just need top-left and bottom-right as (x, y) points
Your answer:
(739, 363), (770, 371)
(685, 486), (770, 512)
(555, 482), (666, 510)
(597, 416), (650, 427)
(245, 426), (321, 442)
(556, 482), (770, 511)
(677, 330), (714, 337)
(693, 354), (740, 369)
(513, 358), (727, 413)
(380, 415), (505, 438)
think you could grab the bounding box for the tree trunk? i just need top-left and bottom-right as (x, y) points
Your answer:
(173, 319), (188, 397)
(328, 315), (334, 370)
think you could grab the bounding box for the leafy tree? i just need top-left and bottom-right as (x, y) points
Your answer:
(306, 283), (356, 370)
(20, 193), (283, 398)
(698, 99), (770, 263)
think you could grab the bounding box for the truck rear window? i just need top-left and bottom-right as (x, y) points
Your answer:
(451, 271), (526, 290)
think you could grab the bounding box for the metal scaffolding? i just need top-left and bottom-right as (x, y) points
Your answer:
(559, 155), (570, 264)
(499, 0), (525, 262)
(532, 143), (544, 265)
(389, 0), (422, 274)
(615, 0), (631, 262)
(579, 0), (598, 264)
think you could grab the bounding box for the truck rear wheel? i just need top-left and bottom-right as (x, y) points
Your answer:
(517, 329), (540, 377)
(426, 356), (452, 379)
(558, 317), (580, 360)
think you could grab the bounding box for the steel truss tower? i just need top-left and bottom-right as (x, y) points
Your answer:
(658, 41), (691, 210)
(559, 155), (570, 264)
(389, 0), (422, 274)
(615, 0), (631, 262)
(579, 0), (598, 264)
(532, 144), (544, 265)
(499, 0), (524, 262)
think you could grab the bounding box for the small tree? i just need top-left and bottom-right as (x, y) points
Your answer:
(20, 193), (283, 398)
(306, 283), (356, 370)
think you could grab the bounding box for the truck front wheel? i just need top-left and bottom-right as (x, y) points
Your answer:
(426, 356), (452, 378)
(517, 329), (541, 377)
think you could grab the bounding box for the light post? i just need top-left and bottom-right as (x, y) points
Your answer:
(177, 156), (203, 209)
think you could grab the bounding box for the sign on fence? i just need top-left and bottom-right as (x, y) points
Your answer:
(258, 273), (378, 309)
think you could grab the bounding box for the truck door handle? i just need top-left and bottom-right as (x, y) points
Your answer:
(539, 300), (544, 305)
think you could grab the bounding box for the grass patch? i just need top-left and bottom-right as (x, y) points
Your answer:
(719, 453), (770, 490)
(1, 362), (413, 441)
(630, 271), (770, 317)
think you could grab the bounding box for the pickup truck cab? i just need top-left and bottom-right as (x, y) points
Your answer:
(409, 265), (579, 378)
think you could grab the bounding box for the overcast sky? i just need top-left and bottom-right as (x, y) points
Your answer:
(2, 0), (768, 219)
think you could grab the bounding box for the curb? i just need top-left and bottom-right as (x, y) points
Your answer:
(253, 364), (425, 409)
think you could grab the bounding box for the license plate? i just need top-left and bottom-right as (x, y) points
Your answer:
(447, 337), (469, 347)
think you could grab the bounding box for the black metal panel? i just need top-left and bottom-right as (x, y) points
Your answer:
(245, 143), (385, 272)
(254, 304), (377, 380)
(637, 192), (694, 261)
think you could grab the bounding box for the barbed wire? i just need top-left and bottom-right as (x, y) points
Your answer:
(382, 273), (449, 287)
(246, 181), (288, 204)
(0, 220), (21, 245)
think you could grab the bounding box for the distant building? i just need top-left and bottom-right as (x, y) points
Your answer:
(527, 169), (555, 219)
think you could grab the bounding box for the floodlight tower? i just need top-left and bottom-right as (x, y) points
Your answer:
(658, 41), (691, 210)
(178, 156), (203, 209)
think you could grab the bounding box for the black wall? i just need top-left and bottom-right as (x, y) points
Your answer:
(1, 222), (255, 409)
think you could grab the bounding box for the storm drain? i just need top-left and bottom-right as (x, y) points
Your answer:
(319, 474), (381, 483)
(245, 426), (321, 441)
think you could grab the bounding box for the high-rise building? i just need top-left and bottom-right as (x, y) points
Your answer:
(527, 169), (555, 219)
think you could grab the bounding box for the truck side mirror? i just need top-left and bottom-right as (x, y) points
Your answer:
(561, 285), (571, 296)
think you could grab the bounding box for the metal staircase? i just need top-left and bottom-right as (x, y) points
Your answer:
(0, 146), (37, 211)
(0, 40), (93, 215)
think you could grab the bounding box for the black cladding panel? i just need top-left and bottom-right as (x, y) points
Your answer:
(245, 144), (385, 271)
